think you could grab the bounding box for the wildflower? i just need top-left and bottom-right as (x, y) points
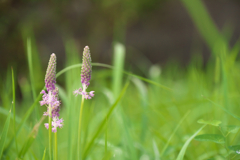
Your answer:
(236, 150), (240, 154)
(73, 46), (94, 99)
(40, 53), (63, 132)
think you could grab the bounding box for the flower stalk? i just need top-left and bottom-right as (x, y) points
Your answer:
(40, 53), (63, 160)
(74, 46), (94, 160)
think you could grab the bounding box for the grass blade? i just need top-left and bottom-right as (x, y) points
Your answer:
(56, 63), (172, 90)
(0, 109), (11, 158)
(27, 38), (37, 99)
(4, 93), (42, 154)
(17, 116), (45, 159)
(42, 148), (46, 160)
(176, 125), (206, 160)
(161, 111), (190, 156)
(83, 81), (130, 159)
(11, 68), (18, 152)
(205, 97), (240, 121)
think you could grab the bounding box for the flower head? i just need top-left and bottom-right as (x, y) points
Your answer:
(81, 46), (92, 87)
(45, 53), (57, 91)
(40, 53), (63, 132)
(74, 46), (94, 99)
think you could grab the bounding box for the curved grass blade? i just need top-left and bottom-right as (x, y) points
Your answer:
(18, 116), (45, 159)
(42, 148), (46, 160)
(4, 93), (42, 154)
(56, 63), (172, 91)
(161, 111), (190, 156)
(205, 97), (240, 121)
(83, 81), (130, 159)
(176, 125), (206, 160)
(0, 109), (11, 158)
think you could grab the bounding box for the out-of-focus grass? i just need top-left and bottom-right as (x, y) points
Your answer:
(0, 0), (240, 160)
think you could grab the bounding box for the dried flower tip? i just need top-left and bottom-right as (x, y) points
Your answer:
(45, 53), (57, 91)
(81, 46), (92, 87)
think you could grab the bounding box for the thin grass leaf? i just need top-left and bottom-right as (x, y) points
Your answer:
(112, 42), (125, 97)
(161, 111), (190, 156)
(180, 0), (223, 52)
(56, 63), (172, 90)
(42, 148), (46, 160)
(11, 67), (19, 153)
(152, 140), (160, 160)
(18, 116), (45, 159)
(83, 81), (130, 159)
(205, 97), (240, 121)
(4, 93), (42, 154)
(131, 78), (148, 141)
(176, 125), (206, 160)
(27, 38), (37, 99)
(0, 109), (11, 158)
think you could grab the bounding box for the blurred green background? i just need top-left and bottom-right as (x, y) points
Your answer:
(1, 0), (240, 75)
(1, 0), (240, 159)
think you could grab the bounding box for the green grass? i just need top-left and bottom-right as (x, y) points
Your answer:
(0, 0), (240, 160)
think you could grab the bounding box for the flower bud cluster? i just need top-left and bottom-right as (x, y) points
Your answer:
(40, 53), (63, 132)
(74, 46), (95, 99)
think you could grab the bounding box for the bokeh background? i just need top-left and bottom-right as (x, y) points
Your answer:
(1, 0), (240, 75)
(2, 0), (240, 159)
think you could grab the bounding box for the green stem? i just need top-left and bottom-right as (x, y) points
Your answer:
(78, 96), (85, 160)
(105, 116), (108, 153)
(49, 92), (52, 160)
(54, 132), (58, 160)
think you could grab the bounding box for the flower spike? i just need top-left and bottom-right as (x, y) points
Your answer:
(40, 53), (63, 132)
(74, 46), (95, 99)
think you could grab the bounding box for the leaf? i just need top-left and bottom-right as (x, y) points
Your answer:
(228, 145), (240, 153)
(220, 125), (240, 134)
(204, 98), (240, 122)
(18, 117), (45, 159)
(42, 148), (46, 160)
(161, 111), (190, 156)
(0, 110), (11, 158)
(176, 125), (206, 160)
(194, 134), (225, 144)
(56, 63), (172, 91)
(83, 81), (130, 159)
(197, 119), (222, 126)
(4, 93), (42, 154)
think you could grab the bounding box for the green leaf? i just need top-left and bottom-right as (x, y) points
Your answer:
(0, 109), (11, 158)
(161, 111), (190, 156)
(221, 125), (240, 134)
(42, 148), (46, 160)
(176, 125), (206, 160)
(228, 145), (240, 153)
(83, 81), (130, 159)
(4, 93), (42, 154)
(197, 119), (222, 126)
(18, 116), (45, 159)
(56, 63), (172, 90)
(194, 134), (225, 144)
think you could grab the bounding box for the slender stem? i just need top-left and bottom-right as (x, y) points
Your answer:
(105, 116), (108, 153)
(49, 91), (52, 160)
(54, 132), (58, 160)
(78, 96), (85, 160)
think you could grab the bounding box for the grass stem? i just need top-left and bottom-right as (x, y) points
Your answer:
(49, 91), (52, 160)
(54, 132), (57, 160)
(77, 96), (85, 160)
